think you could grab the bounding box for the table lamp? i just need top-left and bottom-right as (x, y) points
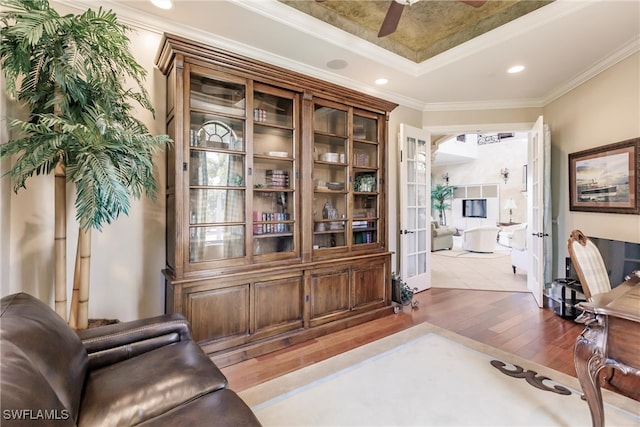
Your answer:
(504, 198), (517, 223)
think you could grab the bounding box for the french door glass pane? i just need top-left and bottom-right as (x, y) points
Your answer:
(407, 254), (417, 277)
(408, 207), (417, 229)
(408, 184), (417, 206)
(408, 161), (416, 182)
(418, 230), (427, 252)
(418, 252), (427, 274)
(417, 184), (427, 205)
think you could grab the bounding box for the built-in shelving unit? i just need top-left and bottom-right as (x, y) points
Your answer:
(156, 34), (397, 366)
(451, 183), (500, 229)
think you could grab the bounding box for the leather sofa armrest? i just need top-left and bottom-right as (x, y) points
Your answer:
(76, 313), (194, 369)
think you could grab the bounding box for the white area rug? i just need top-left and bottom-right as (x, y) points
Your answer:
(432, 248), (510, 259)
(240, 323), (639, 426)
(430, 247), (528, 292)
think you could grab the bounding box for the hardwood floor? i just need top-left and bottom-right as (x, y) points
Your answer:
(221, 288), (584, 392)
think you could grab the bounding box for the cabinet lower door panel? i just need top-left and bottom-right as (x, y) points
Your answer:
(187, 285), (250, 342)
(254, 276), (304, 338)
(309, 269), (350, 325)
(351, 263), (386, 310)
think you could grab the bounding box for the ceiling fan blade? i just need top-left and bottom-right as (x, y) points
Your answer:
(378, 1), (405, 37)
(459, 0), (487, 7)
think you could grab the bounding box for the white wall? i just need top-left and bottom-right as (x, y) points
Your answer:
(544, 52), (640, 276)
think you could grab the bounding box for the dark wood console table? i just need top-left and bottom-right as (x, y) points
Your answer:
(574, 274), (640, 427)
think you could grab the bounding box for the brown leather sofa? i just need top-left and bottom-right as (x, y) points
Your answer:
(0, 292), (261, 426)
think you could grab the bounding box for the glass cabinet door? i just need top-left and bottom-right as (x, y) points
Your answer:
(188, 72), (246, 263)
(313, 102), (348, 250)
(352, 111), (380, 247)
(252, 85), (297, 258)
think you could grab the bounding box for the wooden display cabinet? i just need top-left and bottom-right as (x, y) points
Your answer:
(156, 34), (397, 366)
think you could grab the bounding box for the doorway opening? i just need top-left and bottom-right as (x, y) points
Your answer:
(430, 130), (529, 293)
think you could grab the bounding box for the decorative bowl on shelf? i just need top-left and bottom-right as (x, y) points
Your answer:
(327, 182), (344, 190)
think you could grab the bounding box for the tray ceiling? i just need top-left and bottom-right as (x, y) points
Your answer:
(279, 0), (552, 63)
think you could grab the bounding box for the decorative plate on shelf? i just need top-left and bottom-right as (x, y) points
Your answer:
(197, 120), (236, 147)
(327, 182), (344, 190)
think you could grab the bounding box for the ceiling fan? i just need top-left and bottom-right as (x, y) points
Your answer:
(378, 0), (487, 37)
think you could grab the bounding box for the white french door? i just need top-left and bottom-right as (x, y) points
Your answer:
(526, 115), (550, 307)
(399, 124), (431, 292)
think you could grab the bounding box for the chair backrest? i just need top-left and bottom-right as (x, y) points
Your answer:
(511, 224), (527, 251)
(567, 230), (611, 300)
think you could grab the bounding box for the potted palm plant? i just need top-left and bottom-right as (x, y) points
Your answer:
(431, 183), (454, 226)
(0, 0), (170, 328)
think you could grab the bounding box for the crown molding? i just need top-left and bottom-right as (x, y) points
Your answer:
(541, 35), (640, 106)
(54, 0), (640, 114)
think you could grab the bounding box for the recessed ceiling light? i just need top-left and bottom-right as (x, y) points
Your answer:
(326, 59), (348, 70)
(150, 0), (172, 9)
(507, 65), (525, 74)
(375, 78), (388, 85)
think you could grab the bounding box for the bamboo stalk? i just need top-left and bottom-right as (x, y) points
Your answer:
(54, 162), (67, 320)
(68, 235), (82, 330)
(77, 228), (92, 329)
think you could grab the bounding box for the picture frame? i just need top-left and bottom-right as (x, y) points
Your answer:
(569, 137), (640, 214)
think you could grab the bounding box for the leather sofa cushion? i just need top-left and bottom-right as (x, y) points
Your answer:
(1, 293), (87, 423)
(138, 388), (262, 426)
(78, 340), (229, 426)
(1, 341), (75, 426)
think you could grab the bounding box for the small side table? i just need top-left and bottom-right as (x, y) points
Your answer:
(551, 278), (585, 319)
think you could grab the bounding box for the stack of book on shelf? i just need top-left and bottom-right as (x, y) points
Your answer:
(353, 152), (370, 166)
(266, 170), (289, 189)
(352, 220), (369, 229)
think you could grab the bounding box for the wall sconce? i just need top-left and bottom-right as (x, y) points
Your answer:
(500, 168), (509, 184)
(442, 173), (450, 185)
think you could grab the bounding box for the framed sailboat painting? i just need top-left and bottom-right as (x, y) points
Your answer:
(569, 137), (639, 214)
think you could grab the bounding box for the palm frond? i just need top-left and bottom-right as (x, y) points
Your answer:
(1, 0), (172, 231)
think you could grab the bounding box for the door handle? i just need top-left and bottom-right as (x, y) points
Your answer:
(532, 232), (549, 237)
(400, 230), (415, 235)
